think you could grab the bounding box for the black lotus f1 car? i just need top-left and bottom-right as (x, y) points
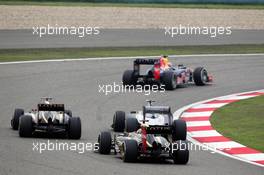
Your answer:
(122, 58), (213, 90)
(112, 100), (175, 133)
(11, 98), (81, 139)
(98, 101), (189, 164)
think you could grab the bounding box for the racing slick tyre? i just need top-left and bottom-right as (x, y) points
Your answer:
(193, 67), (208, 86)
(162, 71), (177, 90)
(19, 115), (33, 137)
(172, 140), (189, 164)
(123, 140), (138, 162)
(68, 117), (81, 139)
(11, 108), (24, 130)
(125, 117), (140, 133)
(122, 70), (136, 86)
(65, 110), (72, 117)
(172, 120), (187, 141)
(112, 111), (126, 132)
(98, 131), (112, 154)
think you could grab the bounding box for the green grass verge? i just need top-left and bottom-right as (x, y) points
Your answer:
(0, 0), (263, 9)
(211, 95), (264, 152)
(0, 44), (264, 62)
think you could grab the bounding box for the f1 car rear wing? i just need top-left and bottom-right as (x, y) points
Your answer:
(38, 103), (65, 112)
(142, 105), (173, 125)
(145, 125), (171, 134)
(140, 105), (173, 126)
(134, 59), (159, 65)
(133, 59), (160, 77)
(143, 106), (171, 114)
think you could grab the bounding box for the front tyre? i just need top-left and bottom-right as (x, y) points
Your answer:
(193, 67), (208, 86)
(68, 117), (81, 139)
(125, 117), (140, 133)
(112, 111), (126, 132)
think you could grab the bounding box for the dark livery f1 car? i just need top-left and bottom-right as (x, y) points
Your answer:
(122, 57), (213, 90)
(11, 98), (81, 139)
(98, 100), (189, 164)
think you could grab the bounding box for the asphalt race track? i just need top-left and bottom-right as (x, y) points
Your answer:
(0, 29), (264, 48)
(0, 55), (264, 175)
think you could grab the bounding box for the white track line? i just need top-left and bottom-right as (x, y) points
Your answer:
(0, 53), (264, 65)
(217, 95), (259, 100)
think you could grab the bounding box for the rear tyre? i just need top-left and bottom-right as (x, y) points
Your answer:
(172, 140), (189, 164)
(125, 117), (140, 133)
(65, 110), (72, 117)
(11, 108), (24, 130)
(172, 120), (187, 141)
(68, 117), (81, 139)
(98, 131), (112, 154)
(123, 140), (138, 162)
(162, 71), (177, 90)
(112, 111), (126, 132)
(123, 70), (136, 86)
(193, 67), (208, 86)
(19, 115), (33, 137)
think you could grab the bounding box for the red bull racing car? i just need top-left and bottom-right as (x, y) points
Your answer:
(122, 57), (213, 90)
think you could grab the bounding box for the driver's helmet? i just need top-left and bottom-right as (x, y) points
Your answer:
(160, 55), (170, 68)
